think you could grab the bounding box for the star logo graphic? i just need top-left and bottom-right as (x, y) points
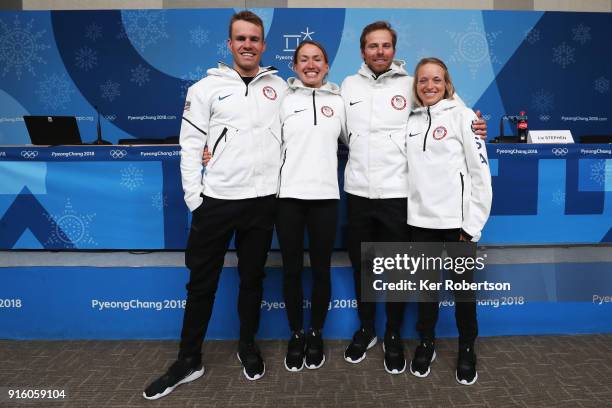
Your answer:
(301, 27), (315, 41)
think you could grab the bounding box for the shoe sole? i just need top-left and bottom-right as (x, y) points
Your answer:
(382, 343), (406, 375)
(344, 336), (378, 364)
(236, 352), (265, 381)
(284, 356), (304, 372)
(410, 350), (437, 378)
(305, 353), (326, 370)
(456, 370), (478, 385)
(142, 367), (205, 400)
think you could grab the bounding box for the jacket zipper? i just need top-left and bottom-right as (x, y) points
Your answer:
(422, 106), (431, 152)
(312, 90), (317, 125)
(277, 148), (288, 195)
(460, 172), (465, 221)
(212, 127), (228, 155)
(244, 68), (275, 96)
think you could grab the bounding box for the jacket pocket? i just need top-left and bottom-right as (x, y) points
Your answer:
(389, 132), (407, 155)
(208, 127), (235, 169)
(459, 172), (465, 222)
(212, 127), (228, 156)
(269, 126), (282, 146)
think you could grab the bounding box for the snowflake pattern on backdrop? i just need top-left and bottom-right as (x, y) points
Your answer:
(180, 66), (206, 98)
(571, 23), (591, 45)
(85, 22), (102, 42)
(44, 198), (96, 248)
(216, 41), (230, 59)
(190, 26), (209, 48)
(120, 164), (144, 191)
(121, 10), (168, 52)
(389, 18), (412, 50)
(552, 42), (575, 69)
(0, 15), (49, 79)
(448, 19), (501, 78)
(151, 192), (168, 211)
(130, 64), (150, 87)
(75, 46), (98, 71)
(594, 77), (609, 94)
(590, 161), (611, 186)
(100, 79), (120, 102)
(36, 73), (75, 110)
(531, 89), (554, 113)
(524, 28), (541, 45)
(552, 189), (565, 207)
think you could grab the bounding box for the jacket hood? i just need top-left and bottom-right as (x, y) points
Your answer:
(286, 77), (340, 94)
(412, 97), (461, 114)
(206, 61), (278, 79)
(358, 59), (408, 79)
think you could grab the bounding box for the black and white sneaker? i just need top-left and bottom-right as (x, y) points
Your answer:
(456, 343), (478, 385)
(284, 330), (305, 372)
(304, 329), (325, 369)
(143, 356), (204, 400)
(410, 339), (436, 378)
(237, 341), (265, 381)
(382, 331), (406, 375)
(344, 327), (377, 364)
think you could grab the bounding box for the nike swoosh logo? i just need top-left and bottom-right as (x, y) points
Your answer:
(409, 133), (421, 137)
(349, 101), (362, 106)
(294, 109), (307, 113)
(218, 94), (232, 101)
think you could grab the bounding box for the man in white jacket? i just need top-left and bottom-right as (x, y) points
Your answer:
(341, 21), (487, 375)
(144, 11), (286, 400)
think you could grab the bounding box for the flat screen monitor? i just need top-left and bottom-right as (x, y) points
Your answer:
(23, 115), (82, 146)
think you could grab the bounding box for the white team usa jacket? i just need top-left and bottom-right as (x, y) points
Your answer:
(341, 60), (414, 198)
(179, 62), (287, 211)
(405, 98), (492, 242)
(278, 78), (347, 199)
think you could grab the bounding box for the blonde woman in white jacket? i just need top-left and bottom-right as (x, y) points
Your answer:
(277, 40), (347, 372)
(405, 58), (492, 386)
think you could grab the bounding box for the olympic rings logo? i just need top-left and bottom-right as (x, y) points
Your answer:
(21, 150), (39, 159)
(110, 149), (127, 159)
(552, 148), (568, 156)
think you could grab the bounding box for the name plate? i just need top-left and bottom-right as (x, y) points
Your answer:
(527, 130), (574, 144)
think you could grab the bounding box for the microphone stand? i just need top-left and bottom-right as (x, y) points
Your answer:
(93, 106), (112, 145)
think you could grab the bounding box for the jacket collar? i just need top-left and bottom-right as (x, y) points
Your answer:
(286, 77), (340, 95)
(358, 59), (408, 80)
(208, 61), (278, 81)
(413, 97), (461, 114)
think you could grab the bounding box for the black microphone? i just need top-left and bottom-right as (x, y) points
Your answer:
(496, 114), (520, 143)
(93, 106), (112, 145)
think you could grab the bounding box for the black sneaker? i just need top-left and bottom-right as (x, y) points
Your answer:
(410, 339), (436, 378)
(284, 331), (305, 372)
(344, 327), (377, 364)
(456, 343), (478, 385)
(142, 356), (204, 400)
(237, 341), (265, 381)
(382, 331), (406, 375)
(305, 329), (325, 369)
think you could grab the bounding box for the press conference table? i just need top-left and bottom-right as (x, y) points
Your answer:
(0, 144), (610, 249)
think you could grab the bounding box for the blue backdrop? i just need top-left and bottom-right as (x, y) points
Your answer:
(0, 8), (610, 144)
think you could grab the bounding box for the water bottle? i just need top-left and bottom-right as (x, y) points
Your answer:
(517, 111), (528, 143)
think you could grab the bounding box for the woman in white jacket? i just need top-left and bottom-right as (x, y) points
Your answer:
(276, 40), (347, 372)
(404, 58), (492, 385)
